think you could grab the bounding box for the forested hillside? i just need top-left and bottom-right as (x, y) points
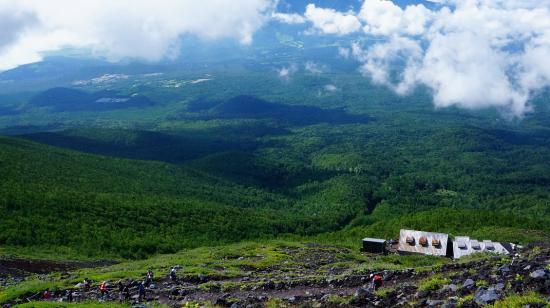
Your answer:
(2, 91), (550, 259)
(0, 44), (549, 260)
(0, 135), (367, 258)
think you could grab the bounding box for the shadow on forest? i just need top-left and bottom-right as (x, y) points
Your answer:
(180, 95), (373, 126)
(20, 128), (263, 164)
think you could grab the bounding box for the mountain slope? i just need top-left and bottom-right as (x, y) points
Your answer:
(0, 136), (368, 258)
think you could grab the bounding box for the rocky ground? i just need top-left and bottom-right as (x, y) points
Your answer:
(1, 244), (549, 307)
(0, 258), (117, 292)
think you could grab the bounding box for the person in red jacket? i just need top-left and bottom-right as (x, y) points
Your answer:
(373, 273), (383, 290)
(99, 281), (108, 298)
(42, 289), (51, 300)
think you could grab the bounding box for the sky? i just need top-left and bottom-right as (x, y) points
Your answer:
(1, 0), (550, 117)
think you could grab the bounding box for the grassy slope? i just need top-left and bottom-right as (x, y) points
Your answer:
(0, 136), (367, 259)
(0, 136), (285, 258)
(0, 239), (451, 305)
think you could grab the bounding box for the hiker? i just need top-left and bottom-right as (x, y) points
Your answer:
(123, 283), (130, 302)
(99, 281), (108, 298)
(83, 278), (91, 291)
(66, 289), (73, 302)
(170, 267), (177, 282)
(372, 273), (383, 291)
(146, 269), (154, 287)
(117, 281), (124, 303)
(42, 289), (51, 300)
(138, 282), (146, 301)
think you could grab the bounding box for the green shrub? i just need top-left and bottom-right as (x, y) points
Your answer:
(418, 275), (451, 292)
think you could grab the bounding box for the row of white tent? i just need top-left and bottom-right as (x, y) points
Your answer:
(396, 229), (515, 259)
(451, 236), (514, 259)
(363, 229), (517, 259)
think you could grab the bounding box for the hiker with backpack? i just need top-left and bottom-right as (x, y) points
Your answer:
(138, 282), (146, 301)
(66, 289), (73, 302)
(42, 289), (51, 300)
(146, 269), (154, 287)
(372, 273), (383, 291)
(170, 267), (177, 282)
(99, 281), (108, 298)
(83, 278), (91, 291)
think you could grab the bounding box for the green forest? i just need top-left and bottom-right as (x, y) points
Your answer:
(1, 67), (550, 259)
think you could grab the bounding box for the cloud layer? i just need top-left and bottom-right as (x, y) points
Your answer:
(304, 4), (361, 35)
(0, 0), (275, 70)
(297, 0), (550, 117)
(1, 0), (549, 117)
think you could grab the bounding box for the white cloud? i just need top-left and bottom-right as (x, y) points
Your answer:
(338, 47), (351, 59)
(277, 64), (298, 80)
(271, 12), (306, 24)
(358, 0), (433, 36)
(302, 0), (550, 117)
(324, 84), (338, 92)
(304, 4), (361, 35)
(304, 61), (324, 75)
(0, 0), (276, 70)
(354, 36), (423, 95)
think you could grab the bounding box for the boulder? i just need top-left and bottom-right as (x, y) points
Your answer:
(415, 290), (430, 299)
(461, 279), (475, 290)
(474, 287), (500, 306)
(442, 284), (458, 293)
(529, 269), (549, 280)
(498, 265), (510, 273)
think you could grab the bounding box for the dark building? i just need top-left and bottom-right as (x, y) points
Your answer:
(362, 237), (387, 254)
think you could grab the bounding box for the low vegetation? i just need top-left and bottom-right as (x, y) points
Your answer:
(489, 292), (549, 308)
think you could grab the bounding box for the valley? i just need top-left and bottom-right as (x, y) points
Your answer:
(1, 3), (550, 304)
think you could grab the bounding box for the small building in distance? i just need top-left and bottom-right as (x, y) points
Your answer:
(452, 236), (513, 259)
(362, 237), (387, 254)
(397, 229), (451, 257)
